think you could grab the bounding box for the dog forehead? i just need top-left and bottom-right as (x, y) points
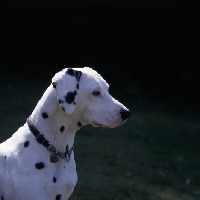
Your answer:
(81, 71), (109, 89)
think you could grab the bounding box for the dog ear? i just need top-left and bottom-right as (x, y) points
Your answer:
(52, 68), (82, 115)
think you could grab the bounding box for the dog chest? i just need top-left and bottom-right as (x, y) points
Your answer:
(46, 160), (78, 199)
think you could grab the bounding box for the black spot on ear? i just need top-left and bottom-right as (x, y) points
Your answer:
(35, 162), (45, 169)
(77, 121), (82, 127)
(42, 112), (49, 119)
(52, 82), (57, 88)
(65, 91), (77, 104)
(56, 194), (62, 200)
(60, 126), (65, 132)
(24, 141), (30, 147)
(75, 70), (82, 82)
(76, 83), (79, 89)
(66, 68), (75, 76)
(53, 176), (57, 183)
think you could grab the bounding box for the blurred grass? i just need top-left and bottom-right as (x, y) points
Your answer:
(0, 76), (200, 200)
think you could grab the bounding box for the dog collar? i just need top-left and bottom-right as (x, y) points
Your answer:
(26, 117), (73, 163)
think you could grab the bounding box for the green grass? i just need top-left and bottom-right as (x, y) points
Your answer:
(0, 76), (200, 200)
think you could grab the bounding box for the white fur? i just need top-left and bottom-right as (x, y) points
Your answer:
(0, 67), (130, 200)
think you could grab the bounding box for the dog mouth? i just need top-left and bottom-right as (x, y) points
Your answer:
(92, 122), (103, 127)
(92, 121), (119, 128)
(120, 119), (127, 125)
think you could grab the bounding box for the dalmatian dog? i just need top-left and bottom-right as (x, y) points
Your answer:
(0, 67), (131, 200)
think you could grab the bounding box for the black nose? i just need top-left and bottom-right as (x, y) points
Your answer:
(120, 109), (131, 121)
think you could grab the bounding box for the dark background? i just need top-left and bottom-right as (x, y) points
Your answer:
(1, 0), (199, 105)
(0, 2), (200, 199)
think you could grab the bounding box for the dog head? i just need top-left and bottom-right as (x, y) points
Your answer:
(52, 67), (131, 128)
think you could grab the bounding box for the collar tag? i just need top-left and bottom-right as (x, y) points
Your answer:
(50, 154), (59, 163)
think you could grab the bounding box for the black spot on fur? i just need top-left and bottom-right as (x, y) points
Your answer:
(61, 106), (65, 112)
(65, 144), (69, 152)
(60, 126), (65, 132)
(66, 69), (82, 82)
(53, 176), (57, 183)
(35, 162), (45, 169)
(56, 194), (62, 200)
(52, 82), (57, 88)
(24, 141), (30, 147)
(5, 156), (6, 159)
(77, 121), (82, 127)
(73, 102), (76, 105)
(76, 83), (79, 89)
(59, 99), (64, 104)
(75, 70), (82, 82)
(1, 196), (4, 200)
(66, 68), (75, 76)
(42, 112), (49, 119)
(65, 91), (77, 104)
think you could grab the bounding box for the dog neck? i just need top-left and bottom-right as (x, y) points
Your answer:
(30, 85), (84, 152)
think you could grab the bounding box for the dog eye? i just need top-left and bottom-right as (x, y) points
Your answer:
(92, 91), (100, 96)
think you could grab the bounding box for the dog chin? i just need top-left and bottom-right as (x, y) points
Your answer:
(92, 122), (120, 128)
